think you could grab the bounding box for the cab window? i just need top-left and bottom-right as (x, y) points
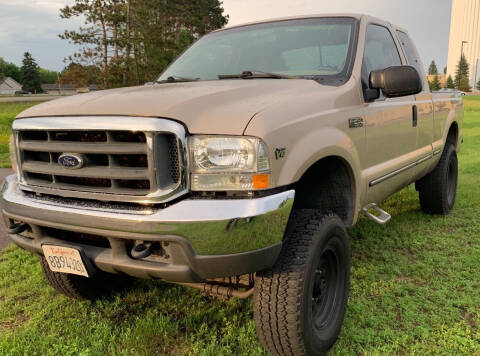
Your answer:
(396, 30), (423, 75)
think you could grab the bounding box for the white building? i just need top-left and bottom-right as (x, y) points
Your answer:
(446, 0), (480, 89)
(0, 77), (22, 95)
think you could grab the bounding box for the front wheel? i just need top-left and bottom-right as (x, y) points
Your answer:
(40, 257), (131, 300)
(254, 211), (351, 356)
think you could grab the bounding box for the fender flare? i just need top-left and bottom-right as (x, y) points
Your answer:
(277, 127), (363, 223)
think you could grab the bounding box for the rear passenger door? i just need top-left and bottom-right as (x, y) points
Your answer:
(362, 24), (418, 204)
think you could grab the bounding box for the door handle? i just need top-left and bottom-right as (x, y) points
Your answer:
(412, 105), (418, 127)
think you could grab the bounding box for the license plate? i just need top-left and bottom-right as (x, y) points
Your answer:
(42, 245), (89, 277)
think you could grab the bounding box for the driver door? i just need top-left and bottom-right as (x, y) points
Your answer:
(362, 24), (418, 204)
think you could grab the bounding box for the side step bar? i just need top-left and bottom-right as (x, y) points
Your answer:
(362, 203), (391, 225)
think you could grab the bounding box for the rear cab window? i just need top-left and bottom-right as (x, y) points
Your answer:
(396, 31), (423, 76)
(396, 30), (427, 92)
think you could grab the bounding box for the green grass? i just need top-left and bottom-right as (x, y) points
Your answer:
(0, 99), (479, 355)
(0, 102), (38, 168)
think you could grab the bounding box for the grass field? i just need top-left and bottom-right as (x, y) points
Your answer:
(0, 102), (38, 168)
(0, 98), (479, 355)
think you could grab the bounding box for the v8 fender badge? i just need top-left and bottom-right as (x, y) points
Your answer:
(349, 117), (364, 128)
(275, 148), (286, 160)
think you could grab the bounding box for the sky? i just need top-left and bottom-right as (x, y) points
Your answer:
(0, 0), (453, 72)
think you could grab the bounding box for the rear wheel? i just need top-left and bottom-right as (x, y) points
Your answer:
(40, 257), (131, 300)
(417, 144), (458, 215)
(254, 211), (350, 356)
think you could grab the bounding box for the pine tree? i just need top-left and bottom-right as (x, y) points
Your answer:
(459, 76), (471, 92)
(444, 66), (447, 74)
(446, 75), (455, 89)
(59, 1), (120, 88)
(476, 80), (480, 91)
(428, 60), (438, 75)
(21, 52), (41, 93)
(430, 75), (441, 91)
(59, 0), (229, 88)
(454, 54), (470, 88)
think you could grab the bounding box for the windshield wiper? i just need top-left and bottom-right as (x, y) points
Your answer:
(157, 76), (200, 83)
(218, 70), (299, 80)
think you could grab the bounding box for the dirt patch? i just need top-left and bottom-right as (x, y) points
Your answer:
(0, 232), (10, 253)
(0, 310), (29, 331)
(403, 247), (416, 264)
(396, 275), (414, 283)
(460, 308), (477, 328)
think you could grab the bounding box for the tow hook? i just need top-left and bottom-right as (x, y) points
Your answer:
(8, 222), (29, 235)
(131, 242), (153, 259)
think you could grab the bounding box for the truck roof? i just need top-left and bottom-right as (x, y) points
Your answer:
(219, 13), (392, 32)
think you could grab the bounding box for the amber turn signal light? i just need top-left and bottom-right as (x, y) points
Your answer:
(253, 174), (270, 189)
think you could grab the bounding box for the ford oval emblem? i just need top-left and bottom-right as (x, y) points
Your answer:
(58, 153), (85, 169)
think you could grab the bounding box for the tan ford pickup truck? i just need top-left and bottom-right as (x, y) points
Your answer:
(1, 14), (463, 355)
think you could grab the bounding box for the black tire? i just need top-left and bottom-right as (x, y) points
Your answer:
(254, 211), (351, 356)
(40, 256), (131, 300)
(417, 144), (458, 215)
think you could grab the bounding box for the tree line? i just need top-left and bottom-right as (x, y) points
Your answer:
(2, 1), (228, 92)
(58, 0), (229, 89)
(427, 55), (476, 92)
(0, 54), (59, 93)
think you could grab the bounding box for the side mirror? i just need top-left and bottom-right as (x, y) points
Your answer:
(369, 65), (422, 98)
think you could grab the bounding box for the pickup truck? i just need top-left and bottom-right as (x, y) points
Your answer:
(1, 14), (463, 355)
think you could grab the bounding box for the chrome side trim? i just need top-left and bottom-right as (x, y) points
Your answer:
(433, 149), (442, 156)
(369, 153), (433, 187)
(12, 116), (189, 204)
(416, 154), (433, 165)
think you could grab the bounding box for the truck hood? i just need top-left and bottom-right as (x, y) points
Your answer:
(16, 80), (333, 135)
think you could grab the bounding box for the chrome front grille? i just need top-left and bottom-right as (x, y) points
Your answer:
(19, 130), (155, 194)
(13, 117), (188, 203)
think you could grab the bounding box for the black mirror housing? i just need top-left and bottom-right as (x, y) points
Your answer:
(369, 66), (422, 98)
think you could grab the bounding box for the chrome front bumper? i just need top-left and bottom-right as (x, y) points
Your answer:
(1, 175), (294, 281)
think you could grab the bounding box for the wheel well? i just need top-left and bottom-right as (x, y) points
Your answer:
(293, 157), (355, 226)
(447, 122), (459, 147)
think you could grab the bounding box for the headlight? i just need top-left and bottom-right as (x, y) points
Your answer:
(189, 136), (271, 191)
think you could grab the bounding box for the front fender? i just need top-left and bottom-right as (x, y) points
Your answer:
(279, 127), (362, 210)
(278, 127), (361, 187)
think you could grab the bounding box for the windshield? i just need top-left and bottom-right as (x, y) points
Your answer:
(158, 17), (358, 84)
